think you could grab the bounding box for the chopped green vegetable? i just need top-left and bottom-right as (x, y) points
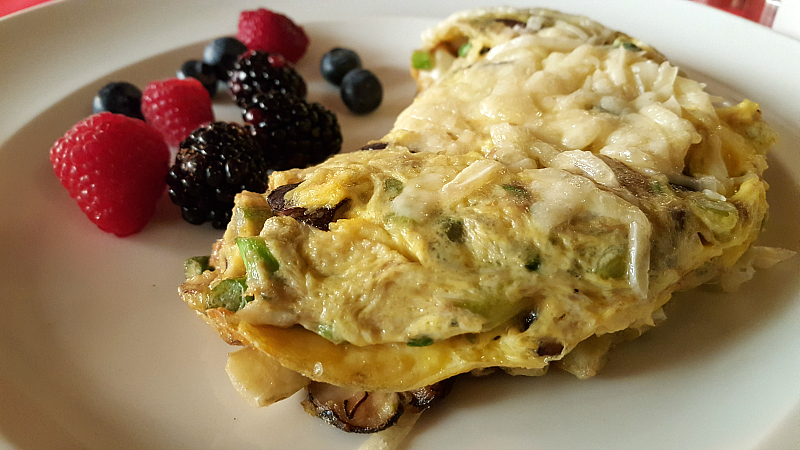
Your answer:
(649, 181), (664, 195)
(407, 336), (434, 347)
(236, 237), (280, 280)
(316, 324), (345, 344)
(622, 42), (642, 52)
(207, 278), (252, 312)
(458, 42), (473, 57)
(443, 219), (465, 243)
(184, 256), (211, 279)
(612, 38), (642, 52)
(384, 178), (404, 198)
(691, 197), (739, 235)
(595, 246), (627, 279)
(242, 206), (272, 229)
(502, 184), (530, 198)
(456, 296), (523, 330)
(411, 50), (432, 70)
(383, 213), (414, 226)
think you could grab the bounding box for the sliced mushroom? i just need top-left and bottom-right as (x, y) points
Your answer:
(266, 183), (351, 231)
(403, 378), (456, 411)
(495, 18), (527, 28)
(536, 339), (565, 357)
(266, 183), (303, 215)
(360, 141), (388, 151)
(300, 199), (351, 231)
(303, 382), (403, 433)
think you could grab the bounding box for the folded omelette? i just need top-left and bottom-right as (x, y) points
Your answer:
(179, 7), (789, 437)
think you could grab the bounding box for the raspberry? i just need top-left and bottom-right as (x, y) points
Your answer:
(50, 113), (170, 236)
(237, 8), (309, 64)
(166, 122), (269, 229)
(141, 78), (214, 146)
(228, 50), (307, 109)
(243, 91), (342, 170)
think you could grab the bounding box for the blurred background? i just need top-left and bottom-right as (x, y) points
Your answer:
(0, 0), (796, 40)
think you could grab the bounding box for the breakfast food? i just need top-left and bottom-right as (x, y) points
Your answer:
(203, 36), (249, 80)
(141, 77), (215, 146)
(320, 48), (363, 86)
(178, 6), (791, 444)
(52, 7), (327, 235)
(166, 122), (269, 229)
(50, 112), (169, 236)
(320, 47), (384, 114)
(92, 81), (145, 120)
(340, 68), (383, 114)
(228, 50), (307, 108)
(237, 8), (309, 63)
(243, 90), (342, 170)
(177, 60), (219, 97)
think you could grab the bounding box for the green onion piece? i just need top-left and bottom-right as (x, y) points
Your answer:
(383, 213), (414, 226)
(317, 324), (335, 341)
(411, 50), (433, 70)
(236, 237), (280, 278)
(612, 38), (643, 52)
(502, 184), (529, 198)
(691, 197), (739, 235)
(184, 256), (211, 279)
(595, 247), (627, 279)
(407, 336), (434, 347)
(242, 206), (272, 228)
(458, 42), (473, 57)
(384, 178), (404, 198)
(649, 181), (663, 195)
(622, 41), (643, 52)
(316, 324), (345, 344)
(207, 278), (251, 312)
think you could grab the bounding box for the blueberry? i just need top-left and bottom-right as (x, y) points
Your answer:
(203, 37), (248, 80)
(320, 48), (362, 86)
(340, 69), (382, 114)
(93, 81), (144, 120)
(177, 60), (218, 97)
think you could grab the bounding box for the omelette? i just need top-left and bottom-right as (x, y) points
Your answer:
(179, 7), (791, 438)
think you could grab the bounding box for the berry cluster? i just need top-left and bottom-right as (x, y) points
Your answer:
(164, 47), (341, 229)
(51, 8), (319, 236)
(51, 8), (389, 236)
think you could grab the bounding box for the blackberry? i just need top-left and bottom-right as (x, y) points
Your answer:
(243, 91), (342, 171)
(166, 122), (269, 229)
(228, 50), (307, 109)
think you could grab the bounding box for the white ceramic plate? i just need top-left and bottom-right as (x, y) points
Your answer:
(1, 1), (799, 448)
